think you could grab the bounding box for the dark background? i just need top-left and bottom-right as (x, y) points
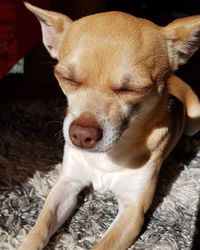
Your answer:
(0, 0), (200, 103)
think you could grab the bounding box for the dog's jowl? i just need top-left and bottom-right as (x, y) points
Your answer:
(19, 2), (200, 250)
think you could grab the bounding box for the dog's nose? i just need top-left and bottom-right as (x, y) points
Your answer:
(69, 113), (102, 149)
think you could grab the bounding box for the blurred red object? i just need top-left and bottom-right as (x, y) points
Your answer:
(0, 0), (50, 79)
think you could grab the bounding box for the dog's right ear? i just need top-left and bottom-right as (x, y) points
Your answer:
(24, 2), (72, 59)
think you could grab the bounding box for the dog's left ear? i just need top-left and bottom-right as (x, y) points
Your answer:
(163, 15), (200, 70)
(24, 2), (72, 59)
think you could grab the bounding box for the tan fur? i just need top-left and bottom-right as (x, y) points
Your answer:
(168, 75), (200, 135)
(19, 3), (200, 250)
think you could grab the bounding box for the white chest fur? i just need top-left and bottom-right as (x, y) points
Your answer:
(62, 145), (155, 202)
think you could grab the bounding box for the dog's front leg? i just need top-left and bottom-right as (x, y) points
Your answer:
(19, 177), (85, 250)
(92, 202), (144, 250)
(92, 181), (156, 250)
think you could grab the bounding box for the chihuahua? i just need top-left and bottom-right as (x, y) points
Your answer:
(19, 2), (200, 250)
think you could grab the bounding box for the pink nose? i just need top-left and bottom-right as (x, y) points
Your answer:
(69, 113), (102, 149)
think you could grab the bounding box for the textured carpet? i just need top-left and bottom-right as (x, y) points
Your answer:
(0, 99), (200, 250)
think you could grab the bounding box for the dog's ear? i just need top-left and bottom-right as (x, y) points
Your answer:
(24, 2), (72, 59)
(163, 15), (200, 70)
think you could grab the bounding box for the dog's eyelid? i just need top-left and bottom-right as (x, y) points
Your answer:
(113, 86), (132, 94)
(55, 71), (81, 87)
(113, 85), (151, 95)
(62, 77), (81, 87)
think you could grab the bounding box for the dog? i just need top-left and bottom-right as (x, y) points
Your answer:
(19, 2), (200, 250)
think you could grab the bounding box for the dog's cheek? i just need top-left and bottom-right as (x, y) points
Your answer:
(117, 102), (140, 129)
(105, 100), (127, 125)
(94, 104), (129, 151)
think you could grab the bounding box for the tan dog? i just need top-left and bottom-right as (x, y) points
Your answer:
(19, 2), (200, 250)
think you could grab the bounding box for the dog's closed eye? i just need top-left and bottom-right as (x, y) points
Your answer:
(113, 85), (151, 96)
(60, 77), (81, 87)
(55, 70), (81, 88)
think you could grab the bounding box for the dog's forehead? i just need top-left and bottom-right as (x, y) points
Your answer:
(58, 12), (168, 84)
(70, 11), (159, 37)
(61, 12), (165, 54)
(67, 13), (164, 55)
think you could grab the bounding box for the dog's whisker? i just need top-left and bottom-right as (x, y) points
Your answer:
(44, 120), (63, 129)
(54, 129), (65, 145)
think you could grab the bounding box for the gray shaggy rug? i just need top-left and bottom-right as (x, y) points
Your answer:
(0, 99), (200, 250)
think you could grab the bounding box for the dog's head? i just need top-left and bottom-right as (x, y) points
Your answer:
(25, 2), (200, 152)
